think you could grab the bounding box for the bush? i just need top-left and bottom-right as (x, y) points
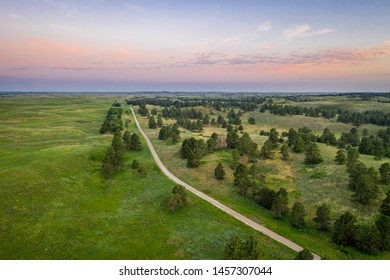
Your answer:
(166, 185), (187, 212)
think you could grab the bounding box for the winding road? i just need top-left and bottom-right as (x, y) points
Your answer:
(130, 107), (320, 260)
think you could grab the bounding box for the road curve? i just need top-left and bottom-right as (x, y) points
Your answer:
(130, 107), (320, 260)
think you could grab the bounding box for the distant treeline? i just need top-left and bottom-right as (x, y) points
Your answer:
(261, 103), (390, 126)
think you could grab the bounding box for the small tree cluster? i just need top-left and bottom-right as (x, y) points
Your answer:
(214, 162), (226, 180)
(131, 159), (147, 176)
(304, 142), (323, 164)
(158, 124), (180, 144)
(180, 137), (208, 168)
(102, 130), (125, 178)
(165, 185), (187, 212)
(99, 107), (123, 134)
(123, 131), (142, 151)
(224, 235), (261, 260)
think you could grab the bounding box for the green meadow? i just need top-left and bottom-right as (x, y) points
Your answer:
(136, 99), (390, 260)
(0, 94), (295, 260)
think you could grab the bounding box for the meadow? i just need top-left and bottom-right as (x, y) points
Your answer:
(135, 96), (390, 260)
(0, 94), (295, 260)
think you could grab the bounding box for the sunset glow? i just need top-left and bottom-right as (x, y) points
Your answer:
(1, 0), (390, 91)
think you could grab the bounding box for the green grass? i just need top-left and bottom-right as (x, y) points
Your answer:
(0, 94), (295, 260)
(138, 103), (390, 260)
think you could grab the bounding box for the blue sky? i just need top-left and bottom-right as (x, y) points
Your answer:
(1, 0), (389, 91)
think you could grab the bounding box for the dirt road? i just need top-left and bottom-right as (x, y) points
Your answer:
(130, 107), (320, 260)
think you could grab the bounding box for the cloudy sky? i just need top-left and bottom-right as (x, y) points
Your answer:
(1, 0), (390, 92)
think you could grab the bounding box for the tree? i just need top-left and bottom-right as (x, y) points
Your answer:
(148, 116), (157, 129)
(227, 130), (240, 149)
(260, 141), (274, 160)
(295, 248), (314, 260)
(290, 202), (306, 229)
(166, 185), (187, 212)
(280, 144), (290, 160)
(130, 133), (142, 150)
(187, 152), (201, 168)
(131, 159), (140, 169)
(375, 215), (390, 250)
(157, 114), (163, 127)
(224, 235), (261, 260)
(249, 162), (265, 182)
(346, 146), (360, 172)
(272, 188), (289, 219)
(333, 212), (357, 246)
(313, 204), (331, 231)
(256, 187), (277, 210)
(214, 162), (226, 180)
(102, 147), (115, 179)
(248, 117), (256, 125)
(334, 148), (347, 165)
(380, 191), (390, 216)
(234, 163), (249, 185)
(231, 149), (241, 169)
(379, 163), (390, 185)
(111, 130), (125, 170)
(238, 132), (258, 161)
(122, 130), (132, 151)
(292, 136), (305, 153)
(348, 162), (379, 205)
(304, 142), (323, 164)
(356, 224), (382, 254)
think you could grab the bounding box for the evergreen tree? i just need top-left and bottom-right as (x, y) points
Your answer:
(334, 148), (347, 165)
(380, 191), (390, 216)
(313, 204), (331, 231)
(375, 215), (390, 250)
(293, 136), (305, 153)
(333, 212), (357, 246)
(356, 224), (382, 254)
(131, 159), (140, 169)
(157, 114), (163, 127)
(249, 162), (265, 182)
(379, 163), (390, 185)
(231, 149), (241, 169)
(102, 147), (115, 178)
(214, 162), (226, 180)
(346, 146), (360, 172)
(122, 130), (132, 151)
(227, 130), (240, 149)
(148, 116), (157, 129)
(290, 202), (306, 229)
(187, 152), (201, 168)
(111, 130), (125, 170)
(294, 248), (314, 260)
(257, 187), (277, 210)
(130, 133), (142, 150)
(280, 144), (290, 160)
(248, 117), (256, 124)
(272, 188), (289, 219)
(304, 142), (323, 164)
(348, 162), (379, 205)
(224, 235), (260, 260)
(166, 185), (187, 212)
(234, 163), (249, 185)
(260, 141), (274, 159)
(238, 132), (258, 161)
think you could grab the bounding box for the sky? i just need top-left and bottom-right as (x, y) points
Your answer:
(0, 0), (390, 92)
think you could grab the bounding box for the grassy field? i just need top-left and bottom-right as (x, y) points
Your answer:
(137, 102), (390, 260)
(0, 94), (296, 260)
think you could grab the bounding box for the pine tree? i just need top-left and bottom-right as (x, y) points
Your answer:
(130, 133), (142, 150)
(304, 142), (323, 164)
(131, 159), (140, 169)
(187, 152), (200, 168)
(272, 188), (289, 219)
(313, 204), (331, 231)
(334, 148), (347, 165)
(356, 224), (382, 254)
(214, 162), (226, 180)
(231, 149), (241, 169)
(294, 248), (314, 260)
(122, 130), (132, 151)
(148, 116), (157, 129)
(333, 212), (357, 245)
(375, 215), (390, 250)
(166, 185), (187, 212)
(380, 191), (390, 216)
(102, 147), (115, 179)
(379, 163), (390, 185)
(224, 235), (260, 260)
(280, 144), (290, 160)
(290, 202), (306, 229)
(292, 136), (305, 153)
(157, 114), (163, 127)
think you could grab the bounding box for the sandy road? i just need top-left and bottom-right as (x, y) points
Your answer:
(130, 107), (320, 260)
